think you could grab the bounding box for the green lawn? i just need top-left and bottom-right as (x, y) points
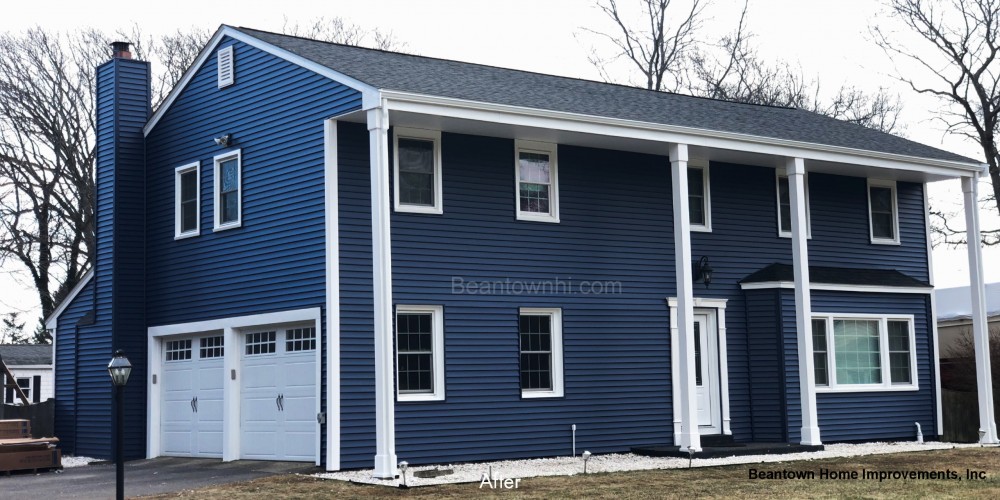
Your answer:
(143, 447), (1000, 499)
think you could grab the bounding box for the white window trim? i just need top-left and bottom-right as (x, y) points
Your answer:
(519, 307), (564, 398)
(393, 127), (443, 214)
(776, 172), (811, 238)
(174, 162), (200, 239)
(514, 140), (560, 223)
(812, 313), (918, 393)
(867, 179), (900, 245)
(395, 305), (446, 402)
(217, 45), (234, 88)
(213, 150), (242, 231)
(688, 160), (711, 232)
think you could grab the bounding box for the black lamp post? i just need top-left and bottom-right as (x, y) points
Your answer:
(108, 350), (132, 500)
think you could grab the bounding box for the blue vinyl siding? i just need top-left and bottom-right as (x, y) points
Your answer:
(53, 279), (95, 456)
(744, 289), (786, 441)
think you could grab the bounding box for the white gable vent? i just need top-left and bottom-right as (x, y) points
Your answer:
(217, 46), (234, 88)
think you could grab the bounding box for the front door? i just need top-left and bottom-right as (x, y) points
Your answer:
(693, 311), (721, 434)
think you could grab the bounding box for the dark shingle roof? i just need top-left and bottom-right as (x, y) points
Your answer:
(0, 345), (52, 366)
(235, 27), (976, 164)
(740, 263), (931, 288)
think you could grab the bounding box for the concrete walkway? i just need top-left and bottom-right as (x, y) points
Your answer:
(1, 457), (319, 498)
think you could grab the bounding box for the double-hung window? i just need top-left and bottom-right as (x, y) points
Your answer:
(393, 128), (442, 214)
(519, 308), (564, 398)
(688, 162), (711, 231)
(776, 173), (810, 238)
(213, 150), (242, 231)
(868, 180), (899, 244)
(174, 162), (200, 239)
(515, 140), (559, 223)
(812, 314), (917, 391)
(396, 305), (445, 401)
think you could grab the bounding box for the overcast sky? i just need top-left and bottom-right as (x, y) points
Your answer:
(1, 0), (996, 329)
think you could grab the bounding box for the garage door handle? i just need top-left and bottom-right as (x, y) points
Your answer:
(276, 394), (282, 411)
(193, 396), (198, 413)
(190, 397), (195, 413)
(279, 394), (284, 411)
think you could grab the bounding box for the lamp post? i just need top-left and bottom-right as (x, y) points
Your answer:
(108, 350), (132, 500)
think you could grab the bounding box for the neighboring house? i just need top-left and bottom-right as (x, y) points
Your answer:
(45, 27), (999, 475)
(0, 344), (54, 405)
(935, 283), (1000, 387)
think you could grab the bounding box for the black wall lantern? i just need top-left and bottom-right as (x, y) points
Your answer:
(694, 256), (713, 288)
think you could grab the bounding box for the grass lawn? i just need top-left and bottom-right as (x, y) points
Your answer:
(142, 447), (1000, 499)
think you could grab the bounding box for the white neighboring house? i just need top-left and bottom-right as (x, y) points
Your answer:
(0, 345), (54, 405)
(936, 284), (1000, 359)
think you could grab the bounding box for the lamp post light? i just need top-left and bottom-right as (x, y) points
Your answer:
(108, 350), (132, 500)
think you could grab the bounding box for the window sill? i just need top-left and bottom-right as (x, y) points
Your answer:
(816, 384), (918, 393)
(397, 392), (445, 402)
(870, 238), (901, 246)
(691, 224), (712, 233)
(778, 232), (812, 239)
(213, 222), (242, 232)
(395, 204), (443, 215)
(174, 231), (200, 240)
(516, 212), (560, 224)
(521, 389), (564, 399)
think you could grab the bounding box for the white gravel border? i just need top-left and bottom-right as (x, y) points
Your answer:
(314, 441), (984, 487)
(62, 455), (100, 468)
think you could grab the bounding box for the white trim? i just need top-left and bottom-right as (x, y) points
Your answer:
(44, 269), (94, 331)
(174, 162), (201, 239)
(324, 119), (341, 470)
(395, 305), (446, 402)
(368, 106), (398, 478)
(788, 157), (821, 445)
(144, 26), (381, 136)
(776, 171), (811, 238)
(217, 45), (234, 88)
(669, 143), (701, 452)
(688, 160), (711, 232)
(381, 91), (983, 178)
(213, 149), (242, 231)
(868, 179), (901, 245)
(923, 182), (943, 437)
(738, 282), (932, 294)
(518, 307), (564, 399)
(146, 307), (323, 462)
(667, 298), (730, 438)
(514, 140), (560, 223)
(811, 313), (919, 393)
(392, 127), (443, 214)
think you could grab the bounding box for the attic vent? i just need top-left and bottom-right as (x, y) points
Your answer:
(217, 46), (234, 88)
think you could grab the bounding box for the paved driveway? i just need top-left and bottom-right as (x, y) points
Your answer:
(1, 457), (319, 498)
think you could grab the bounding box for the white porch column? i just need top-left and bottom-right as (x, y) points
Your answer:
(669, 143), (701, 452)
(367, 105), (398, 477)
(962, 174), (999, 444)
(787, 157), (821, 445)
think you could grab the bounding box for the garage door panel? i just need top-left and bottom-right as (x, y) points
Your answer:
(160, 335), (225, 458)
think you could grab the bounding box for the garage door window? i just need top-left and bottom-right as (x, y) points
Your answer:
(166, 339), (192, 361)
(245, 331), (276, 355)
(286, 327), (316, 352)
(200, 336), (224, 358)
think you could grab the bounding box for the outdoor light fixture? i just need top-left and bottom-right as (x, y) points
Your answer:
(107, 350), (132, 500)
(694, 256), (713, 288)
(398, 461), (409, 487)
(581, 450), (592, 474)
(214, 134), (232, 147)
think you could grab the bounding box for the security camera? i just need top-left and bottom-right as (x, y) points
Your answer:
(214, 134), (231, 147)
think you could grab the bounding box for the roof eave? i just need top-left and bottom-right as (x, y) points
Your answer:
(44, 268), (94, 331)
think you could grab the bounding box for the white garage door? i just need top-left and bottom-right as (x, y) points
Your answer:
(160, 335), (225, 457)
(241, 326), (317, 461)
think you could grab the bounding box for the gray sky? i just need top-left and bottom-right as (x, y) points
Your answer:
(1, 0), (995, 329)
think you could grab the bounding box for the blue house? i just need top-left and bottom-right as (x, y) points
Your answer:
(46, 26), (998, 475)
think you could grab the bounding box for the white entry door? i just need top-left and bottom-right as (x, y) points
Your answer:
(240, 326), (317, 461)
(160, 335), (225, 457)
(694, 312), (721, 433)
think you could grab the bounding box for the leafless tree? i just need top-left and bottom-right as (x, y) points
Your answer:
(943, 326), (1000, 392)
(281, 16), (409, 52)
(583, 0), (706, 91)
(0, 312), (27, 344)
(873, 0), (1000, 244)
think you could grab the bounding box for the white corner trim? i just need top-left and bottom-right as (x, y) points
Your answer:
(395, 305), (446, 402)
(514, 139), (560, 223)
(324, 119), (341, 470)
(667, 297), (730, 439)
(689, 159), (711, 233)
(145, 26), (381, 136)
(923, 182), (943, 437)
(381, 91), (982, 177)
(393, 127), (443, 215)
(519, 307), (565, 399)
(868, 179), (901, 245)
(174, 161), (201, 239)
(44, 268), (95, 331)
(213, 149), (242, 231)
(738, 282), (933, 294)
